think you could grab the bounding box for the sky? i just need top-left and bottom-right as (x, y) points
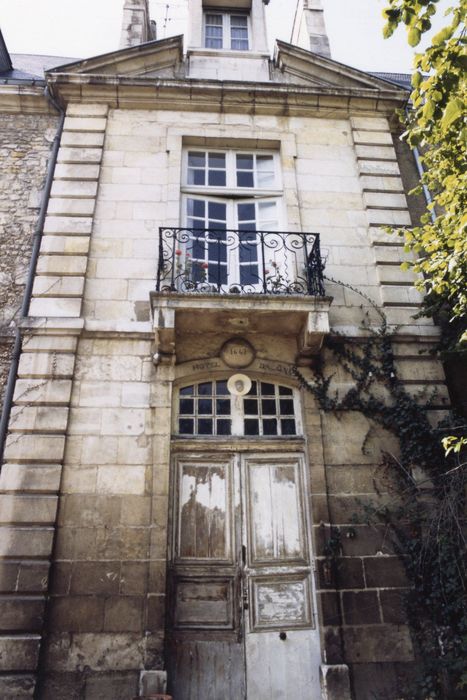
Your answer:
(0, 0), (452, 73)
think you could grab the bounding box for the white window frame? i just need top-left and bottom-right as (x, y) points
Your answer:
(180, 147), (285, 291)
(174, 379), (303, 437)
(203, 11), (250, 51)
(182, 148), (282, 194)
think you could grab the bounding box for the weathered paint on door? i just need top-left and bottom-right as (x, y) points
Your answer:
(167, 452), (321, 700)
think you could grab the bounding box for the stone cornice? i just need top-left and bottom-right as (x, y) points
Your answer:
(0, 83), (57, 114)
(46, 73), (408, 117)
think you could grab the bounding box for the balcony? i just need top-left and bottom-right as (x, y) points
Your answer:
(156, 227), (325, 297)
(151, 227), (332, 362)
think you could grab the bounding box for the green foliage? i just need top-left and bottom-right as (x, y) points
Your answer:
(294, 281), (467, 698)
(382, 0), (467, 346)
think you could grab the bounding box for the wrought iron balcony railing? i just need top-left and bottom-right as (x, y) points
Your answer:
(156, 227), (325, 297)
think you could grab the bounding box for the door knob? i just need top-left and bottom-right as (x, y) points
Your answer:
(279, 632), (287, 641)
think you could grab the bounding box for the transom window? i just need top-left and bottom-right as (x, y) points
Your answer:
(185, 150), (279, 190)
(176, 380), (300, 437)
(204, 13), (249, 51)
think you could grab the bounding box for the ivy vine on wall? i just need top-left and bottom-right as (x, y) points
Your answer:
(294, 277), (466, 699)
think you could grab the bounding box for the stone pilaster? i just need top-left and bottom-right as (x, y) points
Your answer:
(350, 116), (433, 333)
(0, 104), (106, 698)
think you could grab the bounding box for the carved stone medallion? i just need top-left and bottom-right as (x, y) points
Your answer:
(220, 338), (255, 369)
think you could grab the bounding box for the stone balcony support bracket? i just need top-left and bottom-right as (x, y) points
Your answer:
(150, 291), (333, 362)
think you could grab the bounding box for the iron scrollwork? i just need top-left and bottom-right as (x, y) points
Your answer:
(156, 227), (325, 297)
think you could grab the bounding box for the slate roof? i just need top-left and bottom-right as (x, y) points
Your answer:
(0, 45), (79, 83)
(371, 72), (412, 90)
(0, 29), (12, 72)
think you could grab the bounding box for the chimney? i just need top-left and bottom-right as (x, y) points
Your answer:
(120, 0), (156, 49)
(291, 0), (331, 59)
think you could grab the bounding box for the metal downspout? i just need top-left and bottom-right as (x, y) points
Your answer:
(0, 87), (65, 466)
(412, 144), (437, 225)
(405, 106), (437, 225)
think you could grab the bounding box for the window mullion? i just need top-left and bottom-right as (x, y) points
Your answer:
(231, 395), (244, 436)
(224, 15), (230, 50)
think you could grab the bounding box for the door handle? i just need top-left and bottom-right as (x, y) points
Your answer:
(241, 544), (247, 566)
(242, 587), (249, 610)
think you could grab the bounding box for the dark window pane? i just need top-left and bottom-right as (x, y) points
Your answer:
(247, 381), (257, 395)
(263, 419), (278, 436)
(198, 419), (213, 435)
(261, 382), (275, 395)
(208, 153), (225, 168)
(208, 240), (227, 263)
(237, 154), (253, 169)
(240, 265), (259, 285)
(188, 152), (205, 167)
(244, 399), (258, 415)
(191, 169), (205, 186)
(279, 399), (294, 415)
(231, 39), (248, 51)
(179, 418), (194, 434)
(279, 385), (293, 396)
(192, 199), (205, 217)
(187, 217), (203, 231)
(238, 203), (256, 221)
(217, 419), (231, 435)
(216, 380), (229, 395)
(206, 13), (222, 22)
(245, 419), (259, 436)
(198, 399), (212, 414)
(237, 171), (254, 187)
(192, 239), (205, 258)
(216, 399), (230, 415)
(281, 419), (296, 436)
(180, 399), (194, 414)
(198, 382), (212, 396)
(180, 385), (194, 396)
(209, 263), (228, 285)
(262, 399), (276, 415)
(206, 37), (222, 49)
(208, 170), (226, 186)
(208, 202), (227, 220)
(231, 15), (248, 27)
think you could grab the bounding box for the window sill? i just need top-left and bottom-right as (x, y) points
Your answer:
(181, 186), (283, 198)
(187, 48), (270, 60)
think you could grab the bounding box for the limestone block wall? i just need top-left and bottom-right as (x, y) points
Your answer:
(0, 112), (59, 404)
(87, 108), (429, 335)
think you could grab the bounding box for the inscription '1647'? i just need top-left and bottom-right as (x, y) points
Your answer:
(220, 339), (255, 369)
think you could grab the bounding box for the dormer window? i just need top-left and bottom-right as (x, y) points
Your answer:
(204, 12), (249, 51)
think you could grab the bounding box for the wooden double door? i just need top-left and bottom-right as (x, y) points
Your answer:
(167, 451), (321, 699)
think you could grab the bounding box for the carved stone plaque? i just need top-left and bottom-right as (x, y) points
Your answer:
(220, 338), (255, 369)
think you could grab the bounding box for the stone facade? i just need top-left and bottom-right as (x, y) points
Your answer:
(0, 2), (453, 699)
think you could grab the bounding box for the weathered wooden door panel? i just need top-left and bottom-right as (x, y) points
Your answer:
(245, 629), (321, 700)
(243, 455), (321, 700)
(167, 639), (246, 700)
(168, 452), (321, 700)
